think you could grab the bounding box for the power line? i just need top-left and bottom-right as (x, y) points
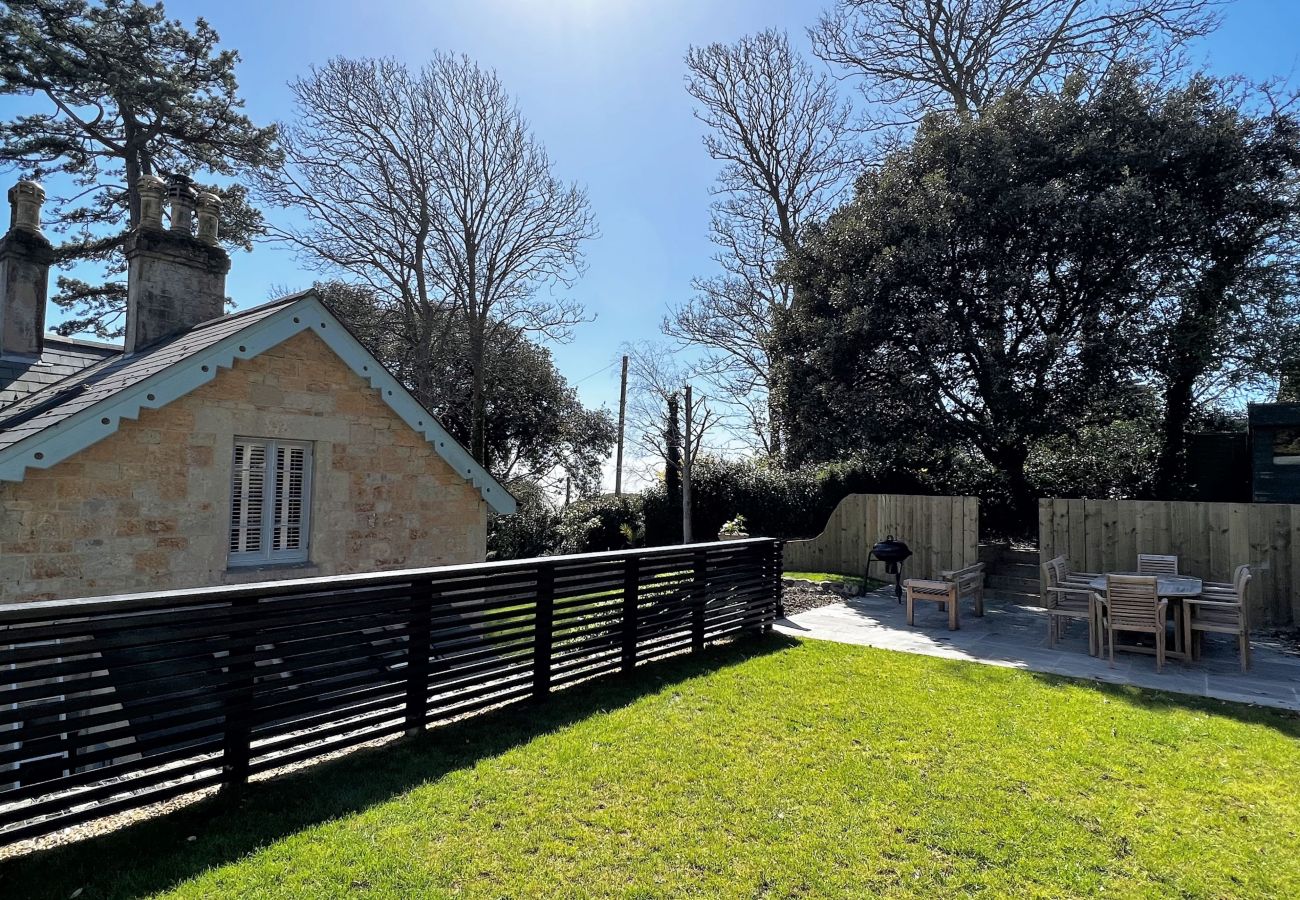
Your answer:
(572, 358), (620, 386)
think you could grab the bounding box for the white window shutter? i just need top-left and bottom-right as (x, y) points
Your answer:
(229, 439), (312, 565)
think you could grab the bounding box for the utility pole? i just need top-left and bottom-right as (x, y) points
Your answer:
(682, 384), (693, 544)
(615, 354), (628, 495)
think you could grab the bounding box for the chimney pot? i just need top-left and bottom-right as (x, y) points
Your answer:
(166, 174), (197, 234)
(195, 192), (222, 245)
(7, 180), (45, 234)
(137, 174), (166, 229)
(125, 174), (230, 353)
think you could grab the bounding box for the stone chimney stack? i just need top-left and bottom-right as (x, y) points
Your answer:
(0, 180), (54, 360)
(123, 173), (230, 354)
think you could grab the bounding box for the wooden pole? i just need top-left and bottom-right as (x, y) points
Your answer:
(615, 355), (628, 496)
(682, 384), (693, 543)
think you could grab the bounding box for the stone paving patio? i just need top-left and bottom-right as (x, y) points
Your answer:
(775, 586), (1300, 712)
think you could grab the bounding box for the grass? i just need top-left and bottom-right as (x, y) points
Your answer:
(785, 570), (887, 591)
(3, 636), (1299, 898)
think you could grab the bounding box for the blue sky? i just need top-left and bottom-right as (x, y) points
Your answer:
(11, 0), (1300, 421)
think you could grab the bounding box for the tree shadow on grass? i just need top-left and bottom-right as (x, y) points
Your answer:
(0, 633), (801, 900)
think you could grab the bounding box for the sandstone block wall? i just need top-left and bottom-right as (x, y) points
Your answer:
(0, 330), (488, 602)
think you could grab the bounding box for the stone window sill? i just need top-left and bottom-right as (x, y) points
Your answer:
(225, 560), (320, 576)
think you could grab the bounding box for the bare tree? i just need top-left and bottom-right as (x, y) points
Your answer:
(668, 30), (858, 457)
(257, 55), (596, 464)
(420, 53), (597, 463)
(812, 0), (1224, 124)
(622, 341), (724, 486)
(256, 57), (452, 405)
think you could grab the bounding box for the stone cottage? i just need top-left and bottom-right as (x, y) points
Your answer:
(0, 176), (514, 603)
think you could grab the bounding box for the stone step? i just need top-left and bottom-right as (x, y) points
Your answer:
(986, 588), (1042, 606)
(994, 561), (1040, 579)
(1001, 548), (1040, 565)
(988, 574), (1041, 594)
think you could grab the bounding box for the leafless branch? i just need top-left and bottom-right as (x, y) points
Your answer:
(669, 30), (858, 455)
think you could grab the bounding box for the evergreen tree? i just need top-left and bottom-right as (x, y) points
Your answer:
(0, 0), (279, 336)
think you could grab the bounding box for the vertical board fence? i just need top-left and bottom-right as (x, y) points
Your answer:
(782, 493), (979, 582)
(0, 538), (783, 844)
(1039, 499), (1299, 626)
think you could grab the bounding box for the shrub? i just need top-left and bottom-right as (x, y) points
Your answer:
(487, 483), (560, 560)
(641, 454), (936, 544)
(555, 494), (645, 555)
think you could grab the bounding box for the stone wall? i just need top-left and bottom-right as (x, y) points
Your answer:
(0, 330), (488, 603)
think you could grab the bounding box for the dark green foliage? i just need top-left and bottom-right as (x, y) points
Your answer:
(320, 281), (616, 498)
(0, 0), (280, 336)
(1279, 366), (1300, 403)
(776, 69), (1300, 525)
(641, 454), (934, 544)
(506, 456), (931, 558)
(486, 483), (560, 562)
(555, 495), (644, 555)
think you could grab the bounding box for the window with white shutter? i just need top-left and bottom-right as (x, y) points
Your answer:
(229, 438), (312, 566)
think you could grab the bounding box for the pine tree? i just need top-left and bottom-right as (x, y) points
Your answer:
(0, 0), (279, 336)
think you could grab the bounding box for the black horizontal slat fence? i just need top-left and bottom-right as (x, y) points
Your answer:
(0, 538), (782, 844)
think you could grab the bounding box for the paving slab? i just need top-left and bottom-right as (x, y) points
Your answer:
(775, 588), (1300, 713)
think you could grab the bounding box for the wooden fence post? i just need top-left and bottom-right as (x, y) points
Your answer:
(773, 540), (785, 623)
(533, 563), (555, 700)
(406, 577), (434, 737)
(622, 556), (639, 673)
(692, 549), (708, 653)
(222, 596), (257, 790)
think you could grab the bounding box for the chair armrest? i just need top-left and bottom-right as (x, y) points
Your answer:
(1184, 598), (1242, 611)
(904, 579), (956, 599)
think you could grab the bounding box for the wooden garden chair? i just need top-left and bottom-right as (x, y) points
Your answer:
(1185, 565), (1253, 673)
(1098, 574), (1168, 671)
(1137, 554), (1179, 576)
(904, 578), (959, 630)
(941, 562), (986, 618)
(1041, 555), (1098, 655)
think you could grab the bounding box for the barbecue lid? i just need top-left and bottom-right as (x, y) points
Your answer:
(871, 535), (912, 562)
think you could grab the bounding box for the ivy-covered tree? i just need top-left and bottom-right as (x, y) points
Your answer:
(0, 0), (279, 336)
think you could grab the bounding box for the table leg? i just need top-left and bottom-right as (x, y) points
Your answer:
(1088, 595), (1098, 657)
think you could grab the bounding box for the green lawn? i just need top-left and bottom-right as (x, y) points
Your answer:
(785, 571), (886, 591)
(4, 636), (1299, 898)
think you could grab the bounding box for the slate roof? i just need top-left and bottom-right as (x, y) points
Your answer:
(0, 336), (119, 408)
(0, 296), (297, 452)
(0, 290), (516, 513)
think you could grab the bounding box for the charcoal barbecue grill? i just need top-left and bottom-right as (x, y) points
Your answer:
(869, 536), (912, 603)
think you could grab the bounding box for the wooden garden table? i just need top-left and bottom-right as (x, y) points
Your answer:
(1087, 573), (1202, 660)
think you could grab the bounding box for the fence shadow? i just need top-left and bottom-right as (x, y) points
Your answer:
(0, 633), (800, 900)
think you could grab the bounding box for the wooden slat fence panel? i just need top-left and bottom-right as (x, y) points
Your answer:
(0, 539), (782, 844)
(1039, 499), (1299, 626)
(783, 494), (979, 582)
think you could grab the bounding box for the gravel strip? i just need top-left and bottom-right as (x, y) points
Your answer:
(781, 579), (867, 617)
